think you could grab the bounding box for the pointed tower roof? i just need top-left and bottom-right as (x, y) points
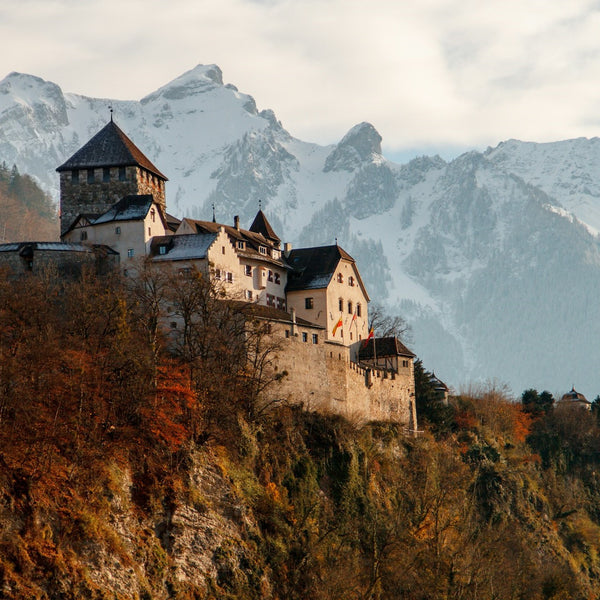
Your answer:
(249, 210), (280, 243)
(56, 121), (167, 180)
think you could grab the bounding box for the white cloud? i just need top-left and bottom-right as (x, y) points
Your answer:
(2, 0), (600, 155)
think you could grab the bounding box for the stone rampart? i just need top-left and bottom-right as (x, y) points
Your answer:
(266, 327), (417, 429)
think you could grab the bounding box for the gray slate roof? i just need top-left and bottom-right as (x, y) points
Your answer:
(150, 233), (217, 261)
(285, 245), (356, 291)
(93, 195), (154, 224)
(56, 120), (167, 180)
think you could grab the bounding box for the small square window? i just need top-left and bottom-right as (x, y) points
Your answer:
(305, 297), (313, 309)
(170, 322), (177, 329)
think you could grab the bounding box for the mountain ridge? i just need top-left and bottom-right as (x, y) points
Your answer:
(2, 65), (600, 396)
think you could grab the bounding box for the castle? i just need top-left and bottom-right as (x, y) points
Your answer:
(0, 120), (417, 429)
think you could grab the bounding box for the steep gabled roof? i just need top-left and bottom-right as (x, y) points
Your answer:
(150, 233), (217, 262)
(178, 217), (285, 266)
(359, 337), (415, 359)
(285, 244), (368, 298)
(249, 210), (280, 243)
(56, 120), (167, 180)
(93, 195), (158, 224)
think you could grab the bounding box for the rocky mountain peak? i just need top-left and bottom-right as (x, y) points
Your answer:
(323, 121), (382, 172)
(141, 64), (224, 104)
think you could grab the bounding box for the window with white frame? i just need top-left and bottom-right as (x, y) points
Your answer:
(226, 272), (233, 283)
(259, 246), (267, 255)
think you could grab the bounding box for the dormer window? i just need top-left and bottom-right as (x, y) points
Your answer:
(259, 246), (267, 255)
(272, 249), (280, 259)
(237, 241), (245, 250)
(159, 245), (167, 255)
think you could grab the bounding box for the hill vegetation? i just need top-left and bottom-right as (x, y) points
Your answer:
(0, 163), (58, 242)
(1, 267), (600, 599)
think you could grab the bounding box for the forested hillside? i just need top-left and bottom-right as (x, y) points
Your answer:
(1, 267), (600, 599)
(0, 163), (57, 242)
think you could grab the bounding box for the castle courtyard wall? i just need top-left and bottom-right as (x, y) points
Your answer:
(266, 326), (416, 429)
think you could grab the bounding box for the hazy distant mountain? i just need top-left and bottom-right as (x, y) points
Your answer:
(2, 64), (600, 396)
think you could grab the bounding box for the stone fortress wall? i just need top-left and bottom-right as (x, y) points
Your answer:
(266, 322), (417, 429)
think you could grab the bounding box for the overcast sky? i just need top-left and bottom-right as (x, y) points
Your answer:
(2, 0), (600, 161)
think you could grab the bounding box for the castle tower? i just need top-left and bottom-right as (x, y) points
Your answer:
(56, 120), (168, 236)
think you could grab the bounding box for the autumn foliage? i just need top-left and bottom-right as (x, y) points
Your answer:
(1, 267), (600, 599)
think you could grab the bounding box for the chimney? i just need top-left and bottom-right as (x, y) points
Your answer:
(284, 242), (292, 257)
(234, 215), (240, 230)
(290, 306), (297, 336)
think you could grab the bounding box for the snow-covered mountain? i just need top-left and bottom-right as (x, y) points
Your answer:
(2, 64), (600, 398)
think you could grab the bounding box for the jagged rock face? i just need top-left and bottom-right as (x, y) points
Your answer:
(3, 65), (600, 394)
(323, 122), (383, 172)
